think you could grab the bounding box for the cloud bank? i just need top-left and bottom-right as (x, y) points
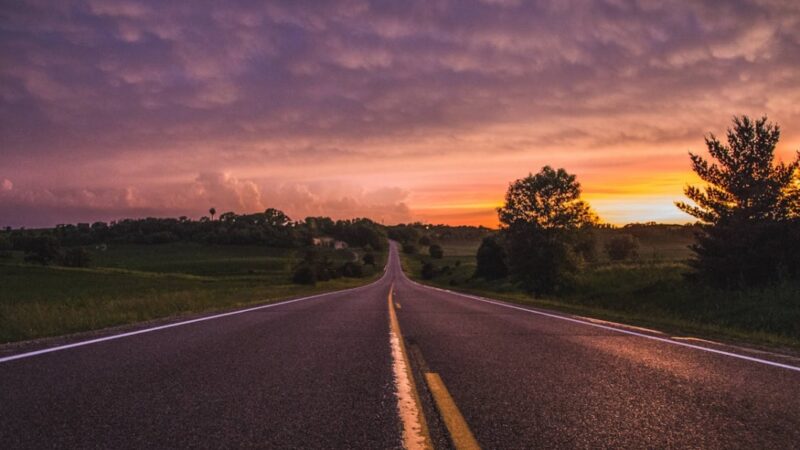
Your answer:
(2, 0), (799, 226)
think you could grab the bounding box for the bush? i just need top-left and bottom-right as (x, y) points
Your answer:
(421, 262), (436, 280)
(0, 234), (11, 259)
(62, 247), (92, 267)
(316, 264), (334, 281)
(362, 252), (376, 266)
(429, 244), (444, 259)
(292, 264), (317, 285)
(23, 236), (62, 265)
(474, 235), (507, 280)
(605, 234), (639, 261)
(419, 236), (431, 246)
(402, 243), (417, 254)
(339, 261), (364, 278)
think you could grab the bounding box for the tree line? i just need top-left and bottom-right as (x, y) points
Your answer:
(0, 209), (387, 268)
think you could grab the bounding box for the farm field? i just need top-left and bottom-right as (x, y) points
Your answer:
(0, 243), (384, 343)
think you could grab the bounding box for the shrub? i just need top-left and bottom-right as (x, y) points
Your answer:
(402, 243), (417, 254)
(62, 248), (92, 267)
(0, 234), (11, 258)
(474, 235), (508, 280)
(429, 244), (444, 259)
(421, 262), (436, 280)
(362, 252), (376, 266)
(605, 234), (639, 261)
(316, 265), (334, 281)
(23, 236), (62, 265)
(339, 261), (364, 278)
(292, 264), (317, 285)
(419, 236), (431, 246)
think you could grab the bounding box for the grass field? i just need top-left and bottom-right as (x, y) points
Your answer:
(402, 231), (800, 350)
(0, 243), (385, 343)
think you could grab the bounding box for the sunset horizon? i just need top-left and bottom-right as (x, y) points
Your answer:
(3, 3), (800, 448)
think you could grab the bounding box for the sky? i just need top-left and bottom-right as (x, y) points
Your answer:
(2, 0), (799, 228)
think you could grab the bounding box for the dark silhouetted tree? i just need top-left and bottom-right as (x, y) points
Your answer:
(362, 252), (376, 266)
(474, 234), (507, 280)
(23, 236), (62, 265)
(209, 207), (216, 221)
(421, 262), (436, 280)
(62, 247), (92, 267)
(499, 166), (596, 229)
(339, 261), (364, 278)
(676, 115), (800, 286)
(429, 244), (444, 259)
(498, 166), (598, 294)
(292, 264), (316, 285)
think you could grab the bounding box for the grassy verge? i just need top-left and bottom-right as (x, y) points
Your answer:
(400, 241), (800, 351)
(0, 243), (386, 343)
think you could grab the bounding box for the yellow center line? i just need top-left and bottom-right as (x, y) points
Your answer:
(388, 283), (433, 450)
(424, 373), (481, 450)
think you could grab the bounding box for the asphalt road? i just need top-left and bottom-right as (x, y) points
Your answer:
(2, 242), (800, 448)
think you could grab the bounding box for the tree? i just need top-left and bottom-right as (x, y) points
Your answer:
(292, 264), (316, 285)
(605, 234), (639, 261)
(264, 208), (291, 227)
(0, 233), (12, 258)
(62, 247), (92, 267)
(676, 116), (798, 223)
(474, 234), (508, 279)
(339, 261), (364, 278)
(362, 252), (376, 266)
(429, 244), (444, 259)
(505, 222), (579, 294)
(209, 207), (216, 221)
(402, 243), (417, 254)
(23, 236), (62, 265)
(499, 166), (596, 229)
(676, 116), (800, 285)
(498, 166), (598, 294)
(421, 262), (436, 280)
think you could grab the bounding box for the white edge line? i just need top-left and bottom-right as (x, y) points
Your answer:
(413, 281), (800, 373)
(0, 277), (384, 364)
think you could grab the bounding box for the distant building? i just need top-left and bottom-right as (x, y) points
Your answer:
(312, 237), (348, 249)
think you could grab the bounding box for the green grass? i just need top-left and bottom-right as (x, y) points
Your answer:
(403, 237), (800, 351)
(0, 243), (385, 343)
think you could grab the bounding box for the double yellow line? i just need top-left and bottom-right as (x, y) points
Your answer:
(388, 284), (481, 450)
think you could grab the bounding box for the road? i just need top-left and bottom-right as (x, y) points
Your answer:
(2, 242), (800, 448)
